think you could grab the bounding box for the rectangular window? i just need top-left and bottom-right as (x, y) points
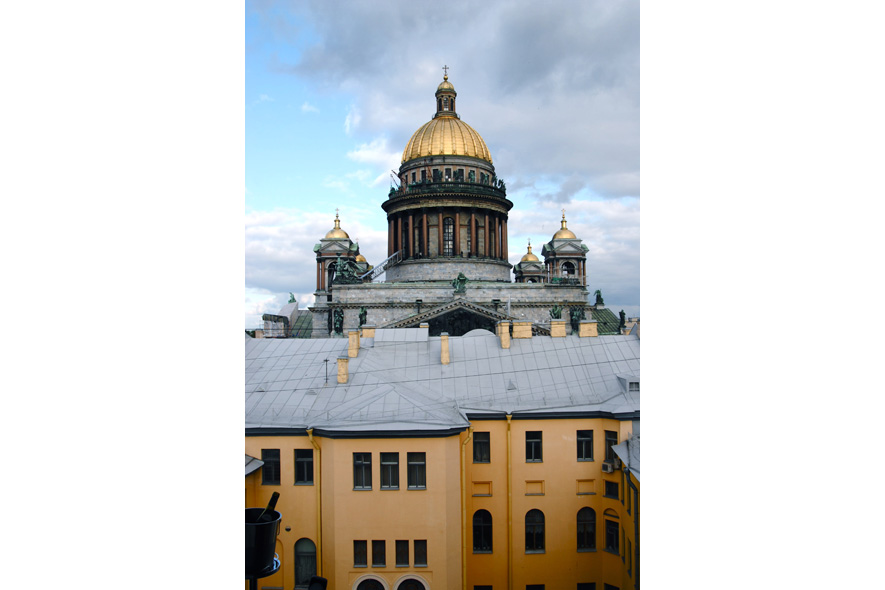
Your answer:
(526, 431), (543, 462)
(604, 480), (619, 499)
(372, 540), (386, 567)
(408, 452), (426, 489)
(381, 452), (399, 489)
(578, 585), (596, 590)
(354, 540), (367, 567)
(294, 449), (314, 484)
(603, 585), (619, 590)
(354, 453), (372, 490)
(605, 521), (619, 555)
(629, 381), (639, 392)
(526, 585), (545, 590)
(475, 587), (493, 590)
(473, 432), (490, 463)
(261, 449), (280, 485)
(396, 540), (409, 567)
(577, 430), (593, 461)
(414, 540), (427, 566)
(411, 172), (416, 183)
(445, 167), (452, 180)
(605, 431), (618, 461)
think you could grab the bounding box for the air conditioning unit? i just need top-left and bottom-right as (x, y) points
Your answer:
(601, 461), (615, 473)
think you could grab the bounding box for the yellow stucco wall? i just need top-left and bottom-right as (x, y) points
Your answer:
(247, 418), (637, 590)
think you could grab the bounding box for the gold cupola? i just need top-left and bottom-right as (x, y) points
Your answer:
(401, 73), (493, 164)
(324, 211), (350, 239)
(521, 239), (539, 262)
(552, 211), (577, 240)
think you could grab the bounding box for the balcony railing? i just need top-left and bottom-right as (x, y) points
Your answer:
(388, 178), (507, 200)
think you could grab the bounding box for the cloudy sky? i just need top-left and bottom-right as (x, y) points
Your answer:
(245, 0), (639, 328)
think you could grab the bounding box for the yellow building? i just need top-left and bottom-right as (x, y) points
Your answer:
(246, 324), (639, 590)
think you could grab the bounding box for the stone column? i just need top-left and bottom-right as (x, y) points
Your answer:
(471, 212), (476, 257)
(484, 213), (489, 257)
(422, 211), (428, 258)
(397, 216), (402, 255)
(502, 217), (508, 262)
(438, 208), (444, 258)
(454, 211), (461, 257)
(408, 213), (414, 258)
(388, 218), (394, 256)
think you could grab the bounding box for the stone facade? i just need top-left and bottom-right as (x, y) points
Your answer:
(384, 257), (511, 282)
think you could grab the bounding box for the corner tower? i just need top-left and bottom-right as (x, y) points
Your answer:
(382, 72), (513, 282)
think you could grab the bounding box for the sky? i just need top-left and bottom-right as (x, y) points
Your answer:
(245, 0), (640, 329)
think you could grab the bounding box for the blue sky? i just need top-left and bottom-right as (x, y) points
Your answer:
(245, 0), (640, 328)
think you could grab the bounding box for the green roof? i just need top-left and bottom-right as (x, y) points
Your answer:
(289, 312), (314, 338)
(592, 307), (621, 335)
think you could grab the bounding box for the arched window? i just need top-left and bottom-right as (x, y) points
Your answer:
(473, 509), (492, 552)
(562, 261), (576, 277)
(577, 507), (596, 551)
(443, 97), (449, 110)
(357, 579), (385, 590)
(525, 509), (545, 552)
(443, 217), (454, 256)
(294, 538), (316, 587)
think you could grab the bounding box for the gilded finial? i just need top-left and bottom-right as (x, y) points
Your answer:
(442, 64), (449, 80)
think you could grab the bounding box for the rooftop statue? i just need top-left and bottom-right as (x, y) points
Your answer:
(549, 305), (563, 319)
(331, 254), (362, 285)
(619, 309), (626, 328)
(452, 272), (468, 293)
(333, 308), (344, 335)
(359, 306), (368, 326)
(594, 289), (604, 306)
(570, 307), (586, 333)
(288, 292), (296, 304)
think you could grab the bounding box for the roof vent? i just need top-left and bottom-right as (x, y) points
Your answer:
(306, 389), (317, 396)
(507, 380), (517, 391)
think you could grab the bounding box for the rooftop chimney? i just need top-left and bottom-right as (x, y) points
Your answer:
(441, 332), (450, 365)
(497, 320), (511, 349)
(348, 330), (360, 358)
(337, 356), (349, 383)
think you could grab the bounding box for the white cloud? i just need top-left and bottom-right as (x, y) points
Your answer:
(344, 104), (361, 135)
(301, 101), (319, 113)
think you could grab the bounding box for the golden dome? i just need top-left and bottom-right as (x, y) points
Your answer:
(355, 253), (367, 263)
(553, 211), (577, 240)
(324, 212), (350, 239)
(521, 240), (539, 262)
(402, 117), (492, 163)
(437, 75), (455, 93)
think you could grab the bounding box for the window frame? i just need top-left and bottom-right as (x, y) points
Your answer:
(353, 452), (372, 490)
(604, 520), (620, 555)
(294, 449), (314, 485)
(526, 431), (543, 463)
(577, 507), (596, 551)
(354, 540), (368, 567)
(443, 218), (454, 256)
(414, 540), (427, 567)
(577, 430), (593, 461)
(407, 452), (426, 489)
(372, 540), (386, 567)
(473, 509), (493, 553)
(473, 431), (490, 463)
(604, 480), (619, 500)
(261, 449), (281, 485)
(525, 509), (545, 553)
(396, 540), (409, 567)
(604, 430), (618, 461)
(380, 452), (400, 490)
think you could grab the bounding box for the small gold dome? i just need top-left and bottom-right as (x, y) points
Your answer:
(324, 213), (350, 239)
(521, 241), (539, 262)
(553, 211), (577, 240)
(437, 75), (455, 93)
(355, 253), (367, 263)
(402, 117), (492, 163)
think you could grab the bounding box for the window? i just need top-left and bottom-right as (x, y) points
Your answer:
(354, 453), (372, 489)
(396, 540), (409, 567)
(473, 432), (490, 463)
(443, 218), (454, 256)
(629, 381), (639, 392)
(432, 169), (442, 182)
(475, 587), (493, 590)
(295, 449), (313, 484)
(445, 167), (452, 180)
(577, 430), (593, 461)
(381, 452), (399, 489)
(526, 431), (542, 462)
(473, 509), (493, 553)
(604, 480), (619, 499)
(605, 520), (619, 555)
(408, 452), (426, 489)
(603, 585), (619, 590)
(577, 508), (596, 551)
(354, 540), (367, 567)
(605, 431), (618, 461)
(525, 509), (545, 552)
(577, 585), (596, 590)
(372, 540), (386, 567)
(294, 538), (317, 587)
(627, 538), (632, 574)
(526, 586), (545, 590)
(414, 540), (427, 566)
(261, 449), (280, 485)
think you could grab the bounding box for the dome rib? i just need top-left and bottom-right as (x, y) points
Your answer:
(401, 116), (493, 164)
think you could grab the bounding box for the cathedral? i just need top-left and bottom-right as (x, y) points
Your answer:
(299, 74), (624, 339)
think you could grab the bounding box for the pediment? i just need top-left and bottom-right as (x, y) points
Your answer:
(383, 299), (511, 332)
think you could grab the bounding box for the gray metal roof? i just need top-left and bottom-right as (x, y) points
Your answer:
(246, 328), (639, 433)
(612, 435), (640, 482)
(245, 454), (264, 476)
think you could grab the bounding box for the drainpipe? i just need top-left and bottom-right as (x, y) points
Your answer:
(307, 429), (323, 576)
(461, 426), (473, 590)
(506, 414), (513, 590)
